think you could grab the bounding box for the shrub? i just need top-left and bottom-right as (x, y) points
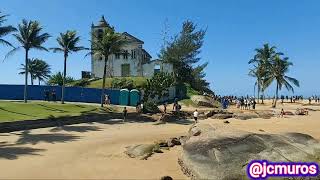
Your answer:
(111, 78), (134, 89)
(72, 78), (90, 87)
(143, 101), (160, 113)
(142, 72), (174, 102)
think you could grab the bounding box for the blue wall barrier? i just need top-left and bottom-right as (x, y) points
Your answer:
(0, 84), (120, 104)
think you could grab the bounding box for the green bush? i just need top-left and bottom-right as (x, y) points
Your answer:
(72, 78), (90, 87)
(111, 78), (134, 89)
(143, 101), (160, 113)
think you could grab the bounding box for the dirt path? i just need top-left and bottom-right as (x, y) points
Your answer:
(0, 119), (191, 179)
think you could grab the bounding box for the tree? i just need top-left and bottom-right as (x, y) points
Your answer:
(34, 59), (51, 85)
(190, 62), (213, 94)
(267, 55), (299, 107)
(159, 20), (211, 95)
(88, 27), (125, 107)
(47, 72), (74, 86)
(0, 12), (16, 47)
(51, 30), (86, 104)
(19, 58), (51, 85)
(142, 72), (174, 102)
(7, 20), (50, 103)
(249, 44), (280, 103)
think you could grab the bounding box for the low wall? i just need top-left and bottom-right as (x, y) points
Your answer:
(0, 84), (120, 104)
(0, 113), (124, 133)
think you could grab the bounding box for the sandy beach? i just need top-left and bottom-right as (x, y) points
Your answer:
(0, 100), (320, 179)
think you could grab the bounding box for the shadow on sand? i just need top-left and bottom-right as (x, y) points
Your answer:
(0, 141), (45, 160)
(15, 130), (81, 145)
(50, 125), (102, 133)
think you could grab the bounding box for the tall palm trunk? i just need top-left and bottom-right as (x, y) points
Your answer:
(273, 83), (279, 108)
(257, 81), (261, 103)
(24, 49), (29, 103)
(100, 55), (108, 107)
(61, 53), (67, 104)
(30, 75), (34, 85)
(253, 83), (256, 99)
(38, 79), (41, 86)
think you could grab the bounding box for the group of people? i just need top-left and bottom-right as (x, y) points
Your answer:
(236, 97), (256, 110)
(172, 98), (182, 113)
(308, 96), (320, 104)
(44, 89), (57, 102)
(280, 95), (304, 103)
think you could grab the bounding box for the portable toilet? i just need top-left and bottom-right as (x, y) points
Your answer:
(119, 89), (129, 105)
(130, 89), (140, 106)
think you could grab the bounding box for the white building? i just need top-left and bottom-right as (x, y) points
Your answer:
(91, 16), (173, 78)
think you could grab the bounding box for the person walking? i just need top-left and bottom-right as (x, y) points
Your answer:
(105, 94), (110, 105)
(193, 109), (199, 123)
(163, 102), (167, 114)
(123, 107), (128, 122)
(280, 108), (285, 118)
(252, 99), (256, 110)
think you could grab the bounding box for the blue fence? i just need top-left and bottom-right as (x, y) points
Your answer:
(0, 84), (120, 104)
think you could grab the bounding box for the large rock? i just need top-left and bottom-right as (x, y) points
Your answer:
(179, 124), (320, 180)
(212, 113), (233, 119)
(233, 112), (259, 120)
(125, 144), (159, 160)
(191, 95), (216, 107)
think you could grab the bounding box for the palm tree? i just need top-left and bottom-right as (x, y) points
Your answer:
(266, 55), (299, 107)
(47, 72), (74, 86)
(248, 66), (261, 101)
(34, 59), (51, 85)
(249, 44), (280, 103)
(19, 58), (37, 85)
(20, 58), (51, 85)
(50, 30), (86, 104)
(88, 27), (125, 107)
(7, 20), (50, 103)
(0, 12), (16, 47)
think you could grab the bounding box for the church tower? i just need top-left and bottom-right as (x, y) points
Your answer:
(90, 16), (113, 77)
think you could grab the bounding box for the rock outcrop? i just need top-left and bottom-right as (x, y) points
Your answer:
(191, 95), (216, 107)
(179, 124), (320, 180)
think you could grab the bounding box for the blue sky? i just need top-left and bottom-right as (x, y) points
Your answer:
(1, 0), (320, 96)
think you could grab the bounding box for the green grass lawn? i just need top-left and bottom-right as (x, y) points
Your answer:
(0, 101), (100, 123)
(86, 77), (147, 89)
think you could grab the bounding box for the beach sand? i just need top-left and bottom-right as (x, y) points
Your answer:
(0, 100), (319, 179)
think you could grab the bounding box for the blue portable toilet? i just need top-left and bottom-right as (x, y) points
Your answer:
(119, 89), (130, 105)
(130, 89), (140, 106)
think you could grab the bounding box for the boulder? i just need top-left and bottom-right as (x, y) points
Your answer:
(205, 109), (230, 118)
(191, 95), (215, 107)
(125, 144), (158, 160)
(160, 176), (173, 180)
(212, 113), (233, 119)
(179, 124), (320, 180)
(179, 136), (188, 145)
(189, 126), (201, 136)
(284, 111), (295, 115)
(167, 137), (181, 147)
(233, 113), (259, 120)
(156, 140), (169, 147)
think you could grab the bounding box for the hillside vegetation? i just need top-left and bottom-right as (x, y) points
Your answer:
(71, 77), (148, 89)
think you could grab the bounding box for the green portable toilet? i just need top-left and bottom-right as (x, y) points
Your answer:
(119, 89), (130, 105)
(130, 89), (140, 106)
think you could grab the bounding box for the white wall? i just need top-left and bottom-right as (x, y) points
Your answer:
(92, 42), (146, 78)
(142, 60), (173, 78)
